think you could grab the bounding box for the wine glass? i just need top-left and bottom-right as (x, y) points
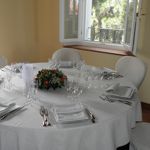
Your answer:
(22, 64), (34, 101)
(72, 82), (83, 101)
(29, 79), (39, 102)
(65, 79), (83, 102)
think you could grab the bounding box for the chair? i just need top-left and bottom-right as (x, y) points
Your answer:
(51, 48), (82, 64)
(0, 56), (8, 68)
(130, 122), (150, 150)
(115, 56), (147, 89)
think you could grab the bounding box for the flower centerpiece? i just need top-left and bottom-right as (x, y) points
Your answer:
(35, 69), (67, 90)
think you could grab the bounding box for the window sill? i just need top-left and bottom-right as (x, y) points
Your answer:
(64, 45), (134, 56)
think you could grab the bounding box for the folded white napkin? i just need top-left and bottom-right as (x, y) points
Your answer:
(106, 85), (135, 99)
(53, 103), (84, 114)
(53, 103), (89, 123)
(55, 111), (89, 123)
(58, 61), (73, 68)
(105, 83), (120, 92)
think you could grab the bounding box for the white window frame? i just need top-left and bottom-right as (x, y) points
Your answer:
(59, 0), (142, 52)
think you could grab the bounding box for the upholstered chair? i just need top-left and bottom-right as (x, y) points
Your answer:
(52, 48), (82, 64)
(115, 56), (147, 89)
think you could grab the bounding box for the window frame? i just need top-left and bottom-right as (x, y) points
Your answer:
(59, 0), (142, 54)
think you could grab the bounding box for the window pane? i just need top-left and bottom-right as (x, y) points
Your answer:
(85, 0), (127, 44)
(64, 0), (79, 39)
(125, 0), (135, 45)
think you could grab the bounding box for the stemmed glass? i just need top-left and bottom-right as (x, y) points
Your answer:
(22, 64), (35, 102)
(72, 82), (83, 101)
(50, 60), (60, 69)
(3, 64), (14, 90)
(29, 79), (39, 102)
(65, 79), (83, 102)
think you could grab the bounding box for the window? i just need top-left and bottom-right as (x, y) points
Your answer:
(60, 0), (142, 52)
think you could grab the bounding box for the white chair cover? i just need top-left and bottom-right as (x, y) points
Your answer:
(115, 56), (147, 89)
(130, 122), (150, 150)
(51, 48), (82, 64)
(0, 56), (8, 68)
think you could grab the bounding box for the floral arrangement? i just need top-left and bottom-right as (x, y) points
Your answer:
(35, 69), (67, 90)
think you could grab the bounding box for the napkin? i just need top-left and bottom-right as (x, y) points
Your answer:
(53, 103), (89, 123)
(105, 83), (120, 92)
(54, 111), (89, 123)
(58, 61), (73, 68)
(53, 103), (84, 114)
(106, 85), (135, 99)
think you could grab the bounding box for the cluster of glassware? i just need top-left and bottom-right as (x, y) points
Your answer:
(79, 65), (102, 89)
(48, 59), (120, 102)
(2, 64), (16, 90)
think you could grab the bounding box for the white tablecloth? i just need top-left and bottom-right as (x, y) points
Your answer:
(0, 63), (142, 150)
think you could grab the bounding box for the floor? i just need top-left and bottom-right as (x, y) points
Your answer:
(142, 103), (150, 122)
(116, 103), (150, 150)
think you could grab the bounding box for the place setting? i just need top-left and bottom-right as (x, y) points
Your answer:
(36, 73), (96, 128)
(0, 99), (27, 121)
(99, 83), (136, 106)
(39, 102), (96, 128)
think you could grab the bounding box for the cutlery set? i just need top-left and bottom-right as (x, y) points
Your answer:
(40, 106), (51, 127)
(85, 108), (96, 123)
(0, 105), (25, 120)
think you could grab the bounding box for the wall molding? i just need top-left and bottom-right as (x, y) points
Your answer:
(64, 45), (134, 56)
(141, 102), (150, 110)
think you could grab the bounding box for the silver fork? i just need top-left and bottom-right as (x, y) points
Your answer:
(44, 108), (51, 126)
(40, 106), (51, 127)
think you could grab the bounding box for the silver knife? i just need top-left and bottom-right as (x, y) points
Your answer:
(85, 108), (96, 123)
(0, 105), (25, 120)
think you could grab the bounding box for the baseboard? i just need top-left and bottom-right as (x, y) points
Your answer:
(141, 102), (150, 110)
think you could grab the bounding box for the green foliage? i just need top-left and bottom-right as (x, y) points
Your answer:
(92, 0), (127, 28)
(35, 69), (67, 90)
(91, 0), (127, 42)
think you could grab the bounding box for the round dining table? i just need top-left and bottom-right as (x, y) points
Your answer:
(0, 62), (142, 150)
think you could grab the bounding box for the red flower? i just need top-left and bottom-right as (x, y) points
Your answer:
(51, 69), (56, 73)
(63, 75), (67, 80)
(60, 75), (67, 82)
(44, 80), (49, 85)
(60, 77), (64, 82)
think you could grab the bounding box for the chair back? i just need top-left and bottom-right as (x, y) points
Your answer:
(115, 56), (147, 89)
(52, 48), (82, 63)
